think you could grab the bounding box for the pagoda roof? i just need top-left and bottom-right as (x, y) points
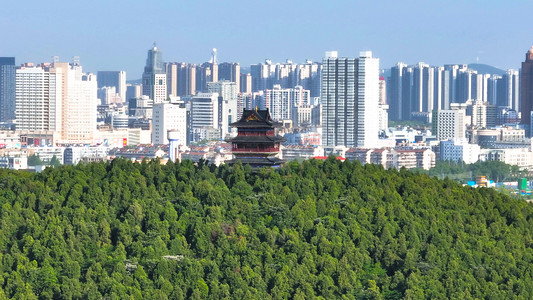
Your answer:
(226, 135), (286, 143)
(230, 108), (282, 128)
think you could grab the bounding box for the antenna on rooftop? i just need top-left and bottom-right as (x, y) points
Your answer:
(73, 56), (80, 66)
(52, 56), (59, 64)
(210, 48), (218, 64)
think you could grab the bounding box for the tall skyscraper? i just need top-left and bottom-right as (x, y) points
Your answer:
(0, 57), (16, 122)
(142, 43), (167, 103)
(97, 71), (126, 102)
(321, 51), (379, 148)
(520, 46), (533, 126)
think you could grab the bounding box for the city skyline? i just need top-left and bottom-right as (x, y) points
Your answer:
(0, 1), (531, 79)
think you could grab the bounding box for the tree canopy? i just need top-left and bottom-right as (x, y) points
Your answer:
(0, 157), (532, 299)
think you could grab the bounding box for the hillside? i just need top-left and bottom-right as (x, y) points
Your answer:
(0, 158), (532, 299)
(467, 63), (506, 75)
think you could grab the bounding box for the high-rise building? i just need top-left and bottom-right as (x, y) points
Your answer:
(387, 62), (407, 121)
(16, 61), (97, 145)
(152, 102), (187, 145)
(240, 73), (252, 94)
(166, 62), (199, 97)
(250, 60), (277, 92)
(208, 81), (238, 135)
(432, 105), (466, 140)
(166, 62), (197, 96)
(218, 62), (240, 88)
(97, 71), (126, 102)
(53, 62), (98, 144)
(468, 99), (498, 128)
(190, 92), (221, 142)
(521, 46), (533, 126)
(126, 84), (142, 102)
(321, 51), (379, 148)
(142, 43), (167, 103)
(259, 85), (310, 122)
(196, 62), (217, 93)
(250, 59), (321, 97)
(15, 63), (62, 133)
(0, 57), (16, 123)
(412, 62), (434, 114)
(501, 69), (519, 110)
(165, 62), (178, 97)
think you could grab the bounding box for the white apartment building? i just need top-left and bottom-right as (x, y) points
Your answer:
(16, 62), (97, 145)
(55, 63), (97, 145)
(261, 85), (310, 123)
(433, 108), (466, 140)
(15, 64), (62, 134)
(151, 102), (187, 146)
(321, 51), (379, 148)
(190, 92), (221, 142)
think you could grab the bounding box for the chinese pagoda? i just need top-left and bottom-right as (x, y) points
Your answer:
(226, 108), (286, 167)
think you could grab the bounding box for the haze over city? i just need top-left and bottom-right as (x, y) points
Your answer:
(1, 0), (531, 78)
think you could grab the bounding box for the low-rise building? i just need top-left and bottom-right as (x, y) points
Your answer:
(281, 145), (323, 161)
(479, 147), (533, 168)
(440, 139), (480, 164)
(396, 148), (435, 170)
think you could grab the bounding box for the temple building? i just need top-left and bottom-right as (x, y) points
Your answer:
(226, 108), (285, 167)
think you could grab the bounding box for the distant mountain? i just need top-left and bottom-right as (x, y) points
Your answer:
(467, 63), (506, 75)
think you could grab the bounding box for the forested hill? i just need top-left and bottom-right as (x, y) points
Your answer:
(1, 158), (532, 299)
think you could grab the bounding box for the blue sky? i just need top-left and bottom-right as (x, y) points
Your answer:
(0, 0), (530, 79)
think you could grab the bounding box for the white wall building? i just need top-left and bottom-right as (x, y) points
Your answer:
(433, 107), (466, 140)
(152, 102), (187, 145)
(56, 62), (98, 145)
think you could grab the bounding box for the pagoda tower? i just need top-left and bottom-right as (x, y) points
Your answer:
(226, 108), (286, 167)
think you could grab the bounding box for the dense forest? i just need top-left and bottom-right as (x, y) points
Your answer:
(0, 158), (532, 299)
(416, 160), (527, 183)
